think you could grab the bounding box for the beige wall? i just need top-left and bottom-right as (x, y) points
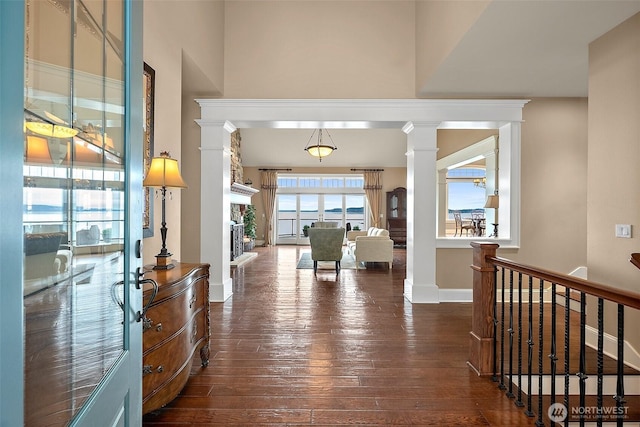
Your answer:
(144, 1), (224, 264)
(436, 98), (589, 289)
(224, 1), (415, 98)
(415, 0), (489, 96)
(588, 13), (640, 349)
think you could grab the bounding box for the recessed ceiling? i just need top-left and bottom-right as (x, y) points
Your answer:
(240, 128), (408, 168)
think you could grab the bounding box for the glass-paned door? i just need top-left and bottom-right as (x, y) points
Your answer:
(345, 195), (366, 231)
(22, 0), (142, 425)
(323, 194), (343, 228)
(276, 193), (366, 244)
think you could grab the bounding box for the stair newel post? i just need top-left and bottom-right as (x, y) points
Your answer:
(468, 242), (500, 376)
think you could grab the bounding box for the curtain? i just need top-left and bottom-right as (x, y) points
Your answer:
(261, 171), (278, 246)
(363, 171), (383, 228)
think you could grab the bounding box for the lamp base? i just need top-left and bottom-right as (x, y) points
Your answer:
(153, 252), (175, 270)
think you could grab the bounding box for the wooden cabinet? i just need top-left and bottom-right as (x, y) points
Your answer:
(142, 262), (210, 414)
(386, 187), (407, 247)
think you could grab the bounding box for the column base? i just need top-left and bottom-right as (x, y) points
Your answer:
(209, 277), (233, 302)
(403, 279), (440, 303)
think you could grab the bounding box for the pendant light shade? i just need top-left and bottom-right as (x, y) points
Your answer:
(304, 129), (337, 162)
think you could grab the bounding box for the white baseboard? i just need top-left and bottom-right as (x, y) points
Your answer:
(585, 325), (640, 372)
(439, 288), (472, 302)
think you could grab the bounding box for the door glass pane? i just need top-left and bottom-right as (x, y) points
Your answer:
(300, 194), (318, 236)
(323, 194), (343, 227)
(277, 195), (297, 238)
(346, 195), (365, 231)
(24, 0), (126, 424)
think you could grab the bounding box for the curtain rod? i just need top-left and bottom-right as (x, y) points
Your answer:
(258, 168), (292, 171)
(350, 168), (384, 172)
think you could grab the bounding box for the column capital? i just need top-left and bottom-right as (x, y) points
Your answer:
(195, 119), (237, 133)
(402, 120), (441, 134)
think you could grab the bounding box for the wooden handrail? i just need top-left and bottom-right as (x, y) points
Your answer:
(468, 243), (640, 376)
(489, 255), (640, 310)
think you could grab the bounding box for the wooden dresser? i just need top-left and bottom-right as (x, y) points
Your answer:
(142, 262), (210, 414)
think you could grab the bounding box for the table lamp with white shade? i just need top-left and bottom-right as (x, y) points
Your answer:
(143, 151), (187, 270)
(484, 193), (499, 238)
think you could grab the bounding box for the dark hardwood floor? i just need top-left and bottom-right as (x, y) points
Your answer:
(142, 245), (536, 426)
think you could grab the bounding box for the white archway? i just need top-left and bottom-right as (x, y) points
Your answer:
(196, 99), (527, 303)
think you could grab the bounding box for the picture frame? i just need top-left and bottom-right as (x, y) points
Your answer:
(143, 62), (155, 238)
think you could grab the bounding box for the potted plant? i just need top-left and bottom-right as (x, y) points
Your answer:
(243, 205), (256, 250)
(352, 225), (360, 231)
(303, 225), (310, 237)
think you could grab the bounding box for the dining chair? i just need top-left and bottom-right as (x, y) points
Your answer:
(453, 211), (476, 237)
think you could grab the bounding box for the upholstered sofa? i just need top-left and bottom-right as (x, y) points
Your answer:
(346, 227), (393, 269)
(24, 232), (72, 280)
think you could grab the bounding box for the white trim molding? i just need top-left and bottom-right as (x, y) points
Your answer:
(196, 98), (529, 304)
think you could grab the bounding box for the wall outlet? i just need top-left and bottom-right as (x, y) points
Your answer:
(615, 224), (632, 238)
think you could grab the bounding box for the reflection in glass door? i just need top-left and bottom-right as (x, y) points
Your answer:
(23, 0), (141, 424)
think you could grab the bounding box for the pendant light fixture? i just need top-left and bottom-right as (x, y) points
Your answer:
(304, 129), (337, 162)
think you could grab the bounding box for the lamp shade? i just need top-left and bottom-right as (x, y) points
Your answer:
(484, 194), (499, 209)
(306, 145), (335, 158)
(25, 135), (69, 165)
(143, 151), (187, 188)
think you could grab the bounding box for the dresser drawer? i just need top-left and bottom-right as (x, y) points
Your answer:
(142, 310), (207, 398)
(143, 277), (206, 351)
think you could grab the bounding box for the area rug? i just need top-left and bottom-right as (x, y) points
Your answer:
(296, 252), (362, 270)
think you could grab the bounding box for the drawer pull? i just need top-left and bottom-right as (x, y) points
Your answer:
(157, 365), (164, 373)
(143, 365), (153, 375)
(189, 293), (197, 309)
(142, 317), (154, 332)
(155, 323), (163, 332)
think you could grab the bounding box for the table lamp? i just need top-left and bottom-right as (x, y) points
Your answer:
(484, 194), (499, 238)
(143, 151), (187, 269)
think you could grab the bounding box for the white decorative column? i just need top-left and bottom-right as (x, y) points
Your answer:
(403, 121), (440, 303)
(197, 119), (234, 301)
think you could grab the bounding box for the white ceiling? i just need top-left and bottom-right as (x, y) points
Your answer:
(241, 1), (640, 168)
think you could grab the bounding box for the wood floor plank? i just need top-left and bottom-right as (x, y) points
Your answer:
(143, 245), (536, 426)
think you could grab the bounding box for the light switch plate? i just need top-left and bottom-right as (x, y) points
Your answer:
(615, 224), (632, 238)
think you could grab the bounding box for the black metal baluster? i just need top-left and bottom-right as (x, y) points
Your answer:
(535, 278), (545, 427)
(564, 287), (570, 427)
(549, 283), (558, 408)
(596, 298), (604, 427)
(577, 292), (588, 427)
(499, 267), (507, 391)
(516, 272), (524, 407)
(492, 265), (499, 383)
(525, 275), (534, 417)
(613, 304), (626, 427)
(507, 269), (515, 399)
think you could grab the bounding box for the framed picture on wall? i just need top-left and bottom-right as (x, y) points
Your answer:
(143, 62), (155, 238)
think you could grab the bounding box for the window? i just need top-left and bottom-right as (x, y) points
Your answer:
(275, 174), (367, 244)
(436, 135), (500, 241)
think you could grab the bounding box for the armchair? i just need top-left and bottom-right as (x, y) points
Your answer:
(307, 227), (345, 274)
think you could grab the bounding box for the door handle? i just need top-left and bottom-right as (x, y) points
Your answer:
(111, 272), (159, 323)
